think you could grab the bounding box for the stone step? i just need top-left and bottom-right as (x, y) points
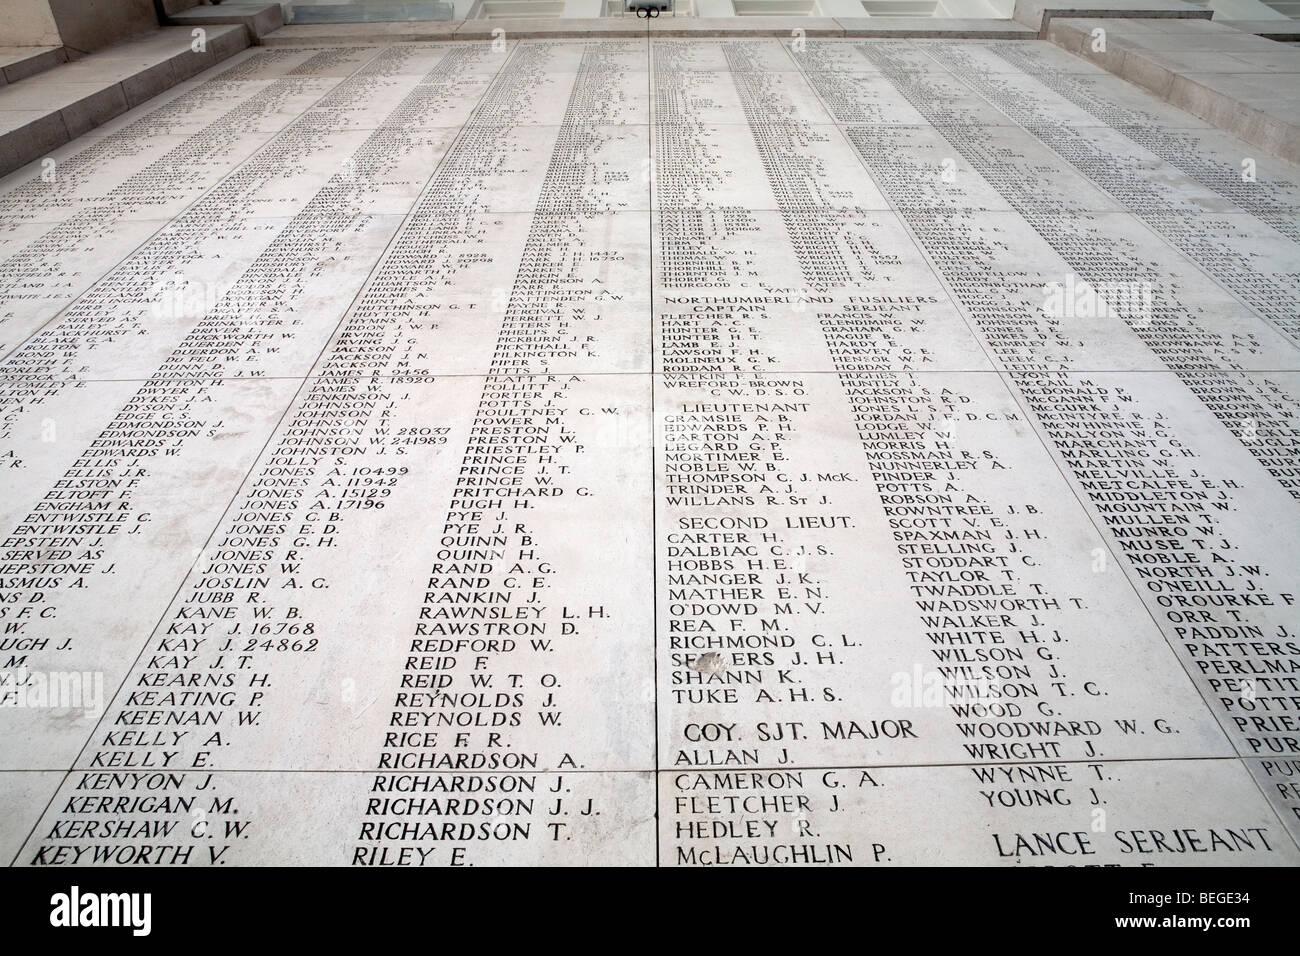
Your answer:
(1219, 19), (1300, 42)
(260, 15), (1036, 42)
(0, 46), (69, 88)
(165, 3), (286, 43)
(0, 25), (249, 178)
(1012, 0), (1212, 37)
(285, 2), (455, 22)
(1049, 16), (1300, 161)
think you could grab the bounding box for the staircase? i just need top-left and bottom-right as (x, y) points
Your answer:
(0, 26), (250, 178)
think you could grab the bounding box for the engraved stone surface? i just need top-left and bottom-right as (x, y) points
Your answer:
(0, 36), (1298, 867)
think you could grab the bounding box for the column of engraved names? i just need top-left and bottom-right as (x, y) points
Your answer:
(1016, 371), (1300, 836)
(358, 42), (653, 866)
(951, 40), (1300, 344)
(899, 42), (1300, 493)
(653, 41), (759, 288)
(657, 40), (898, 867)
(0, 48), (374, 360)
(726, 43), (849, 288)
(659, 38), (1241, 866)
(849, 42), (1300, 759)
(16, 45), (492, 866)
(830, 42), (1300, 841)
(1, 46), (425, 778)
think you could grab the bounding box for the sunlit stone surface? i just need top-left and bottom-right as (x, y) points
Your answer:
(1, 36), (1298, 867)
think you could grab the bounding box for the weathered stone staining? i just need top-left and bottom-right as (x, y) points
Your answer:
(0, 35), (1297, 866)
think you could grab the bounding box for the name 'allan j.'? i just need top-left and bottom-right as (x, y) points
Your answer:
(49, 885), (151, 937)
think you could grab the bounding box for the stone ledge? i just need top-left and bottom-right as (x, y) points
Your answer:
(835, 17), (1035, 38)
(1049, 17), (1300, 163)
(289, 1), (454, 23)
(166, 3), (286, 44)
(646, 16), (842, 36)
(1013, 0), (1211, 38)
(1218, 20), (1300, 42)
(0, 25), (249, 178)
(0, 46), (69, 87)
(457, 18), (649, 39)
(261, 21), (462, 44)
(259, 16), (1037, 43)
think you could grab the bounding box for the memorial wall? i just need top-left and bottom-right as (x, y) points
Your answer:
(0, 35), (1298, 866)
